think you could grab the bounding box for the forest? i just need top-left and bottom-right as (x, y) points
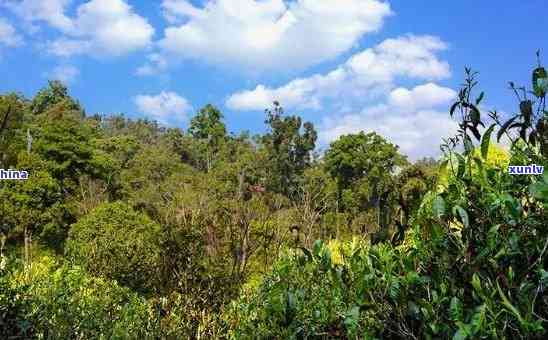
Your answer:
(0, 57), (547, 339)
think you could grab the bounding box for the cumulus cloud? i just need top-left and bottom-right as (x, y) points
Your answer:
(388, 83), (456, 110)
(136, 53), (168, 76)
(134, 91), (192, 125)
(226, 69), (347, 110)
(3, 0), (154, 57)
(46, 64), (80, 84)
(321, 109), (459, 161)
(1, 0), (73, 31)
(156, 0), (392, 71)
(46, 38), (92, 57)
(0, 18), (22, 47)
(161, 0), (204, 24)
(227, 34), (456, 160)
(226, 35), (451, 111)
(320, 88), (458, 161)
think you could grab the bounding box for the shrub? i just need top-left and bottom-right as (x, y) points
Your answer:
(0, 255), (159, 339)
(65, 201), (163, 294)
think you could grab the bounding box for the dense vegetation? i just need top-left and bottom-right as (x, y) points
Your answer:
(0, 57), (547, 339)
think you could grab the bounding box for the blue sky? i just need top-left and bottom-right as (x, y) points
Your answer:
(0, 0), (546, 159)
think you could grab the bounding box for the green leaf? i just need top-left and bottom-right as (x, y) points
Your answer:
(321, 247), (332, 268)
(389, 280), (401, 300)
(299, 247), (312, 262)
(539, 269), (548, 286)
(469, 125), (481, 141)
(453, 325), (471, 340)
(407, 301), (420, 317)
(496, 281), (525, 325)
(537, 77), (548, 96)
(475, 92), (485, 105)
(497, 116), (518, 142)
(344, 306), (360, 333)
(456, 153), (466, 178)
(520, 100), (533, 125)
(501, 194), (522, 220)
(529, 179), (548, 202)
(470, 305), (486, 334)
(481, 124), (495, 159)
(469, 104), (482, 128)
(452, 205), (470, 229)
(533, 67), (547, 97)
(450, 102), (460, 117)
(450, 297), (463, 321)
(472, 157), (488, 186)
(432, 195), (446, 219)
(471, 273), (482, 293)
(463, 135), (474, 155)
(313, 240), (324, 258)
(452, 330), (466, 340)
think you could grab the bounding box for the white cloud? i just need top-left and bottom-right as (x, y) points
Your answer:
(226, 69), (347, 110)
(318, 82), (457, 160)
(320, 105), (459, 161)
(60, 0), (154, 57)
(346, 35), (450, 83)
(157, 0), (392, 71)
(2, 0), (73, 31)
(3, 0), (154, 57)
(388, 83), (456, 110)
(0, 18), (22, 47)
(162, 0), (204, 24)
(46, 38), (92, 57)
(319, 41), (458, 160)
(317, 59), (457, 160)
(134, 91), (192, 125)
(136, 53), (168, 76)
(46, 64), (80, 84)
(227, 35), (451, 111)
(227, 34), (456, 160)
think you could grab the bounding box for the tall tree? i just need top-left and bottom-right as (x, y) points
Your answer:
(188, 104), (227, 171)
(30, 80), (81, 115)
(261, 102), (317, 197)
(0, 93), (26, 167)
(324, 132), (407, 232)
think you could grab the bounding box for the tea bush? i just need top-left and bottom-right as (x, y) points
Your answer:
(0, 255), (158, 339)
(226, 66), (548, 339)
(65, 201), (163, 295)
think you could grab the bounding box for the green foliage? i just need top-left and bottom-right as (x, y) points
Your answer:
(65, 202), (163, 294)
(227, 241), (427, 338)
(325, 131), (407, 190)
(0, 154), (67, 246)
(325, 132), (408, 240)
(188, 104), (227, 141)
(1, 53), (547, 340)
(395, 159), (438, 220)
(226, 61), (548, 339)
(0, 93), (26, 167)
(120, 142), (190, 213)
(31, 113), (111, 185)
(29, 80), (81, 115)
(188, 104), (228, 171)
(261, 102), (317, 197)
(0, 255), (158, 339)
